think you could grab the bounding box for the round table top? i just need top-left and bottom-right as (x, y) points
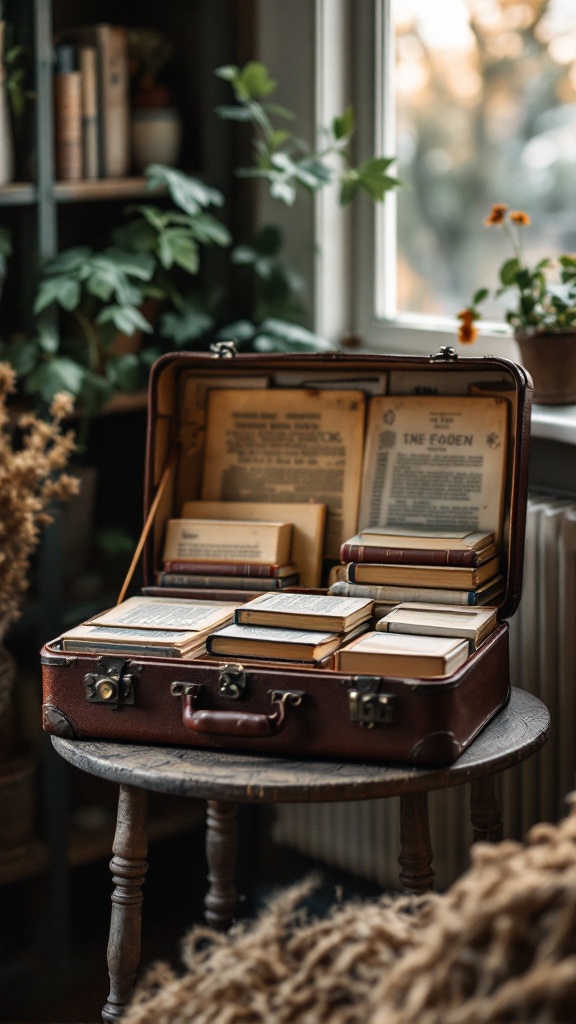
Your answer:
(52, 688), (549, 804)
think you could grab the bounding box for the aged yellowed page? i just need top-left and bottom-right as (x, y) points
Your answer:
(358, 395), (508, 539)
(200, 389), (366, 558)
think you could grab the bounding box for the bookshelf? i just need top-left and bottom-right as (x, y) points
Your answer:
(0, 1), (253, 990)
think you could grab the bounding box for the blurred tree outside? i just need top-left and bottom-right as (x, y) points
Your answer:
(395, 0), (576, 320)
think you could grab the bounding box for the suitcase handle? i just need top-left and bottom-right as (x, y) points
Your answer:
(172, 685), (304, 738)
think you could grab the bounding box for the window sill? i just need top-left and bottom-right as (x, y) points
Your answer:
(531, 404), (576, 446)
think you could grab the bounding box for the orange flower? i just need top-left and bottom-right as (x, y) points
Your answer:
(484, 203), (508, 226)
(456, 309), (478, 344)
(510, 210), (531, 226)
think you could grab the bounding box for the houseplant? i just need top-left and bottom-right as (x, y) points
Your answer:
(0, 362), (77, 856)
(457, 203), (576, 404)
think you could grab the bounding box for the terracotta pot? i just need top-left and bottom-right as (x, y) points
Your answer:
(515, 331), (576, 405)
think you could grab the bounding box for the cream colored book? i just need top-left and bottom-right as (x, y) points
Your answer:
(335, 630), (470, 676)
(200, 388), (366, 559)
(181, 500), (326, 588)
(163, 518), (292, 565)
(234, 592), (373, 632)
(59, 623), (208, 658)
(207, 623), (355, 663)
(375, 602), (499, 649)
(358, 395), (508, 542)
(85, 596), (237, 634)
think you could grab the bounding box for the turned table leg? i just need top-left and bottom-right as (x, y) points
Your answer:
(204, 799), (237, 930)
(470, 775), (503, 843)
(398, 791), (435, 894)
(102, 785), (148, 1024)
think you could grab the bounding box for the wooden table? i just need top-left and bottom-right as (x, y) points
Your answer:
(52, 687), (549, 1023)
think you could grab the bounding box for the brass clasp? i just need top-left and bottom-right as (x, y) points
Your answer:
(83, 657), (138, 710)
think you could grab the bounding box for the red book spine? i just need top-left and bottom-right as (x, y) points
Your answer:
(339, 544), (478, 567)
(162, 561), (284, 578)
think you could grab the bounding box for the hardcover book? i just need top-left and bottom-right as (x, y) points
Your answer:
(156, 573), (299, 591)
(329, 576), (505, 606)
(354, 527), (495, 551)
(84, 596), (236, 634)
(334, 631), (470, 676)
(162, 560), (298, 578)
(59, 624), (209, 659)
(234, 592), (373, 632)
(346, 555), (501, 589)
(181, 501), (326, 589)
(207, 623), (359, 663)
(340, 533), (497, 567)
(375, 602), (499, 649)
(199, 388), (366, 558)
(163, 519), (292, 566)
(358, 396), (508, 540)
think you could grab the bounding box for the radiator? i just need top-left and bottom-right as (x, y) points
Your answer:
(273, 497), (576, 890)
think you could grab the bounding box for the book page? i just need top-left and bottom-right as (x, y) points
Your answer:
(87, 597), (236, 632)
(359, 396), (508, 538)
(200, 389), (366, 558)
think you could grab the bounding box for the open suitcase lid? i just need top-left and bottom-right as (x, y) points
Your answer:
(140, 348), (532, 622)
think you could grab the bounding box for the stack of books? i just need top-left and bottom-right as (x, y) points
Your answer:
(57, 596), (237, 659)
(157, 518), (300, 593)
(206, 593), (374, 664)
(329, 527), (504, 608)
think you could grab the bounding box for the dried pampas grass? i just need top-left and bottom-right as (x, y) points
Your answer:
(124, 797), (576, 1024)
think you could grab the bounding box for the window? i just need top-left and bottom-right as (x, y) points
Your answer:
(349, 0), (576, 355)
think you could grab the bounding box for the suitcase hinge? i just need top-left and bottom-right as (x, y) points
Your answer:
(83, 657), (138, 709)
(348, 677), (396, 728)
(430, 345), (459, 362)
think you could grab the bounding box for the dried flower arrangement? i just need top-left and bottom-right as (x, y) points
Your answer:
(0, 362), (78, 637)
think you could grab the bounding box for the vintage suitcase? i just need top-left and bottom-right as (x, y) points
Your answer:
(42, 347), (532, 764)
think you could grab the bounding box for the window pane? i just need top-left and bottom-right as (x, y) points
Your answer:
(395, 0), (576, 320)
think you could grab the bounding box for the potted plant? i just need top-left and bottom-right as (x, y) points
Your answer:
(457, 203), (576, 404)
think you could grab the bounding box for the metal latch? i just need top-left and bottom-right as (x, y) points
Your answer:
(348, 677), (396, 728)
(84, 657), (138, 709)
(430, 345), (459, 362)
(269, 689), (305, 707)
(218, 664), (247, 699)
(210, 339), (237, 359)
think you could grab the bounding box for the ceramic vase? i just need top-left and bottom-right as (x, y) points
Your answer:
(130, 107), (182, 173)
(515, 331), (576, 405)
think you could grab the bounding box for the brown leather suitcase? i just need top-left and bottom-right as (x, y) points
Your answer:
(42, 348), (532, 764)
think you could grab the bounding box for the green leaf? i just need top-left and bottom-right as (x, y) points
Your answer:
(238, 61), (277, 101)
(270, 179), (297, 205)
(216, 320), (257, 343)
(25, 358), (86, 401)
(499, 257), (522, 287)
(37, 322), (60, 353)
(339, 176), (360, 204)
(3, 336), (38, 376)
(101, 248), (155, 279)
(357, 160), (401, 202)
(262, 103), (295, 121)
(253, 224), (283, 255)
(473, 287), (489, 304)
(78, 371), (114, 417)
(96, 305), (154, 335)
(294, 157), (334, 189)
(158, 228), (200, 275)
(105, 353), (141, 392)
(186, 213), (231, 247)
(333, 105), (355, 140)
(145, 165), (225, 215)
(214, 64), (239, 82)
(215, 104), (255, 122)
(42, 246), (92, 275)
(34, 275), (81, 313)
(258, 318), (333, 350)
(160, 305), (214, 344)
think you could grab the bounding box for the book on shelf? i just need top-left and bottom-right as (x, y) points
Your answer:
(199, 387), (366, 559)
(334, 631), (470, 676)
(163, 519), (292, 566)
(358, 395), (508, 542)
(58, 23), (130, 177)
(79, 46), (99, 178)
(59, 597), (238, 658)
(375, 603), (499, 649)
(207, 623), (366, 663)
(354, 526), (496, 552)
(53, 44), (83, 181)
(346, 555), (501, 589)
(162, 560), (298, 579)
(328, 576), (505, 606)
(156, 572), (299, 591)
(234, 592), (373, 632)
(340, 532), (497, 567)
(181, 501), (326, 589)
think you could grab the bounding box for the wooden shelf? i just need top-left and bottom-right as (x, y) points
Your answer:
(53, 177), (161, 203)
(0, 182), (36, 206)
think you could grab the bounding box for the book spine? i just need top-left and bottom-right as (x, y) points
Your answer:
(79, 46), (99, 178)
(347, 563), (477, 587)
(328, 581), (478, 605)
(157, 573), (294, 591)
(340, 543), (478, 567)
(162, 561), (284, 578)
(98, 25), (130, 177)
(53, 46), (83, 181)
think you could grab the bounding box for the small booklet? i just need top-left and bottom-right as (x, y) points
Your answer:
(334, 630), (470, 676)
(234, 592), (373, 632)
(163, 519), (293, 566)
(375, 602), (499, 649)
